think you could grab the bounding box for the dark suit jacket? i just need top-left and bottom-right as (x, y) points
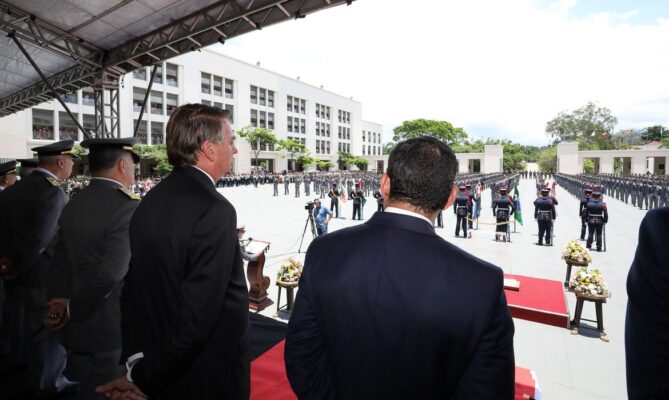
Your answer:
(285, 211), (515, 400)
(626, 206), (669, 399)
(2, 169), (67, 288)
(121, 166), (250, 399)
(48, 178), (139, 353)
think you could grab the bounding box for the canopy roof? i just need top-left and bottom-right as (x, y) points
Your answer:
(0, 0), (348, 116)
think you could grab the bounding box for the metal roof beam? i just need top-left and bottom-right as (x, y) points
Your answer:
(0, 1), (104, 68)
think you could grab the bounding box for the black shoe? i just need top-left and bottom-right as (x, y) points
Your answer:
(537, 242), (543, 246)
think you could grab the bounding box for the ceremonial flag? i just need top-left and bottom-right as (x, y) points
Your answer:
(513, 184), (523, 225)
(338, 182), (347, 202)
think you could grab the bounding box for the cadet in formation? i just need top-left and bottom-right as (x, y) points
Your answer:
(584, 191), (608, 252)
(453, 185), (471, 238)
(579, 188), (593, 241)
(492, 187), (515, 242)
(534, 187), (557, 246)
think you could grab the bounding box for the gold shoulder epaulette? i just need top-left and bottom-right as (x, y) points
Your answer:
(118, 187), (141, 200)
(46, 177), (60, 187)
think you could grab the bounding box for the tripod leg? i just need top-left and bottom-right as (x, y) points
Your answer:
(298, 215), (311, 253)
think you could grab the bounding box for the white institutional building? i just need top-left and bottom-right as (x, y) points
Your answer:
(0, 49), (383, 174)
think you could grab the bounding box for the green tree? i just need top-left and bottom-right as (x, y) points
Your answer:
(350, 156), (368, 170)
(317, 160), (334, 171)
(297, 155), (316, 170)
(537, 146), (557, 173)
(238, 126), (278, 171)
(277, 139), (307, 170)
(382, 142), (395, 155)
(641, 125), (667, 142)
(337, 151), (354, 170)
(545, 101), (617, 149)
(392, 119), (468, 145)
(133, 144), (173, 176)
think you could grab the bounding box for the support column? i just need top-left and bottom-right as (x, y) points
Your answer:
(93, 72), (121, 138)
(631, 155), (646, 175)
(557, 143), (579, 174)
(600, 156), (614, 174)
(483, 145), (503, 173)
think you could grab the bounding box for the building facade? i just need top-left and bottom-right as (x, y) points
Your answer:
(0, 49), (382, 174)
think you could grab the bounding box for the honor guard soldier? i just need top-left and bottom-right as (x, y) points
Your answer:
(329, 183), (340, 218)
(465, 182), (474, 228)
(45, 138), (141, 399)
(0, 160), (17, 191)
(373, 188), (384, 212)
(585, 191), (608, 251)
(294, 176), (302, 198)
(0, 140), (77, 396)
(350, 183), (364, 220)
(492, 186), (515, 242)
(534, 187), (556, 246)
(579, 188), (593, 241)
(284, 174), (290, 195)
(453, 185), (471, 238)
(304, 175), (311, 196)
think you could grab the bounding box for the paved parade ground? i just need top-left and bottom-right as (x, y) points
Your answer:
(221, 177), (644, 400)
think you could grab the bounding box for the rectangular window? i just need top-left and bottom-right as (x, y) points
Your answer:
(326, 124), (330, 137)
(213, 102), (223, 109)
(134, 119), (148, 144)
(250, 85), (258, 104)
(225, 79), (234, 98)
(268, 112), (274, 130)
(338, 110), (342, 123)
(133, 68), (147, 81)
(213, 76), (223, 96)
(316, 106), (320, 118)
(287, 116), (293, 132)
(225, 104), (234, 124)
(326, 141), (331, 155)
(268, 90), (274, 108)
(133, 87), (146, 112)
(153, 65), (163, 85)
(33, 109), (54, 140)
(326, 106), (330, 119)
(293, 118), (299, 133)
(301, 99), (306, 114)
(259, 88), (266, 106)
(201, 100), (211, 106)
(64, 92), (77, 104)
(338, 126), (342, 139)
(315, 140), (320, 154)
(362, 146), (365, 155)
(166, 63), (178, 87)
(315, 122), (320, 136)
(166, 93), (178, 116)
(300, 119), (306, 134)
(201, 73), (211, 94)
(259, 111), (266, 128)
(151, 122), (164, 145)
(58, 112), (79, 141)
(150, 91), (163, 115)
(250, 109), (258, 127)
(83, 114), (95, 138)
(346, 143), (350, 153)
(362, 131), (366, 142)
(82, 87), (95, 107)
(287, 96), (293, 112)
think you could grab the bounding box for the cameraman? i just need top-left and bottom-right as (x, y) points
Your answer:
(312, 198), (333, 236)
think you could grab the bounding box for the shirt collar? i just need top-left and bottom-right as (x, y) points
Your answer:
(91, 177), (126, 188)
(384, 207), (434, 226)
(35, 167), (59, 181)
(191, 166), (216, 187)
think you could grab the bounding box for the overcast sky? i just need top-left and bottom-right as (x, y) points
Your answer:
(215, 0), (669, 146)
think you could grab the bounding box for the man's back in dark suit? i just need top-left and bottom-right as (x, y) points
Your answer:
(626, 206), (669, 399)
(285, 211), (515, 399)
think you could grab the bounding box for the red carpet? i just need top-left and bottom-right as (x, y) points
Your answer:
(251, 340), (541, 400)
(504, 274), (570, 328)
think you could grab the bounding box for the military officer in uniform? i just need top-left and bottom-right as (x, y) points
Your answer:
(0, 140), (77, 396)
(284, 174), (290, 195)
(17, 158), (39, 180)
(45, 138), (140, 400)
(272, 175), (279, 196)
(373, 188), (384, 212)
(328, 183), (340, 218)
(579, 188), (593, 241)
(294, 176), (302, 198)
(585, 191), (608, 252)
(0, 160), (17, 191)
(453, 185), (471, 238)
(534, 187), (557, 246)
(350, 183), (364, 220)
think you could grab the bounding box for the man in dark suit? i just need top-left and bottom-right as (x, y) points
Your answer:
(625, 206), (669, 399)
(0, 140), (77, 396)
(45, 138), (140, 400)
(97, 104), (249, 400)
(285, 136), (515, 399)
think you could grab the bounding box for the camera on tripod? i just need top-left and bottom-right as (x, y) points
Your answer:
(305, 201), (315, 211)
